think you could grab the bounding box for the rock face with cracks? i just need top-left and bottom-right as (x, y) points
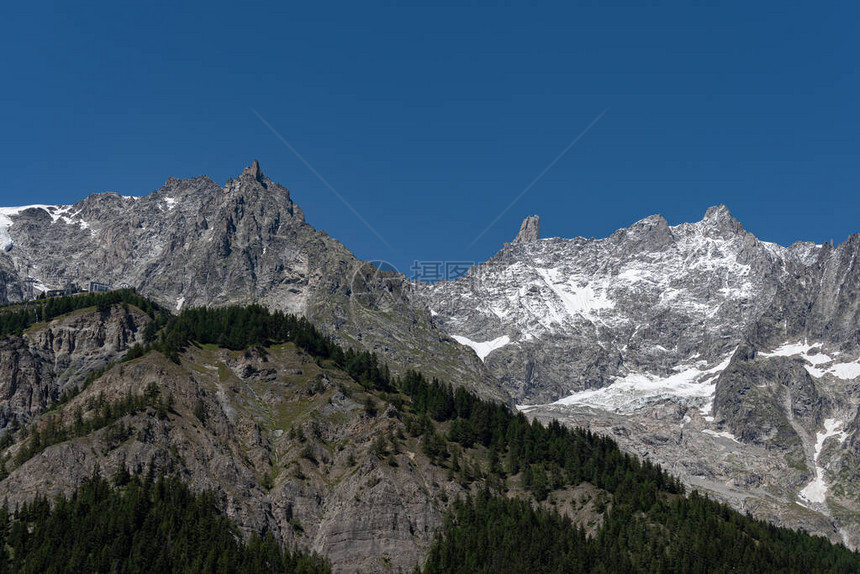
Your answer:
(0, 305), (150, 429)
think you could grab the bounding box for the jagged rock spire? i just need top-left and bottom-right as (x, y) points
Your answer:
(513, 215), (540, 243)
(242, 159), (265, 182)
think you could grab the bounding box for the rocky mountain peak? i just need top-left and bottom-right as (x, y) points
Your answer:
(242, 159), (266, 184)
(699, 204), (745, 235)
(703, 204), (732, 220)
(513, 215), (540, 243)
(609, 213), (673, 249)
(629, 213), (670, 233)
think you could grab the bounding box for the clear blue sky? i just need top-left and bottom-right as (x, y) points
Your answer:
(1, 1), (858, 276)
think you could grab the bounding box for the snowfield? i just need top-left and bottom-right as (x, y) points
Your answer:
(519, 351), (735, 414)
(451, 334), (511, 362)
(760, 341), (860, 380)
(799, 418), (847, 506)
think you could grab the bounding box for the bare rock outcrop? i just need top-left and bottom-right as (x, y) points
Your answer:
(512, 215), (540, 243)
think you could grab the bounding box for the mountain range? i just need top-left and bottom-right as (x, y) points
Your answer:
(2, 161), (860, 569)
(423, 203), (860, 546)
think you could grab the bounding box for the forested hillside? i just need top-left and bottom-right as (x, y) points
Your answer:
(1, 294), (859, 572)
(0, 473), (329, 573)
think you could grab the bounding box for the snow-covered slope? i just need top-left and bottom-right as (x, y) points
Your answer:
(0, 204), (95, 253)
(423, 205), (819, 404)
(521, 350), (735, 415)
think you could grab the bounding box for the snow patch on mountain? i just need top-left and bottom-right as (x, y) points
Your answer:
(760, 341), (831, 363)
(760, 341), (860, 380)
(828, 361), (860, 380)
(0, 208), (16, 251)
(0, 205), (97, 250)
(451, 334), (511, 362)
(799, 418), (847, 506)
(702, 429), (741, 443)
(519, 351), (735, 414)
(533, 267), (615, 320)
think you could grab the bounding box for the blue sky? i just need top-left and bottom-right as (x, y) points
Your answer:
(1, 1), (858, 276)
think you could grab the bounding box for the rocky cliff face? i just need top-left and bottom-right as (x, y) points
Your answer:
(0, 339), (465, 573)
(0, 305), (150, 428)
(748, 233), (860, 350)
(0, 162), (501, 402)
(513, 215), (540, 243)
(713, 348), (822, 464)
